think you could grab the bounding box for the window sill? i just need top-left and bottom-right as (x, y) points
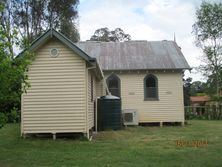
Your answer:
(144, 98), (159, 101)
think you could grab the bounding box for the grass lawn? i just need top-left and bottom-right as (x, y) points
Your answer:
(0, 120), (222, 167)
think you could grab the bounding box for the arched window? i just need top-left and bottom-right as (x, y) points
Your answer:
(106, 74), (120, 97)
(144, 74), (158, 100)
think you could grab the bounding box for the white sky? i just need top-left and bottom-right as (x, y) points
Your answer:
(78, 0), (220, 82)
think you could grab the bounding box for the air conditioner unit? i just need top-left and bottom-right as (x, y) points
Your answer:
(122, 109), (138, 126)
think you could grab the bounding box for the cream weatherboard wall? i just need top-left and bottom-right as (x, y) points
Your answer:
(104, 71), (184, 123)
(21, 39), (89, 135)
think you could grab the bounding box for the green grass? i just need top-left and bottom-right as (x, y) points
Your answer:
(0, 121), (222, 167)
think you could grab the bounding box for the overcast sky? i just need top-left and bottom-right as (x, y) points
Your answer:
(78, 0), (219, 81)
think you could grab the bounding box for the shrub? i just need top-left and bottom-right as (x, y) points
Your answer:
(185, 106), (222, 120)
(7, 107), (18, 123)
(185, 107), (197, 120)
(0, 112), (7, 128)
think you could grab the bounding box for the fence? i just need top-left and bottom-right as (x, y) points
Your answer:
(185, 106), (222, 120)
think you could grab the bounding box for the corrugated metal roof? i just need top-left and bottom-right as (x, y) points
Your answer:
(75, 40), (190, 70)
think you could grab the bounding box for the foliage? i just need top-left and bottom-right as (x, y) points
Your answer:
(0, 49), (34, 116)
(185, 108), (197, 120)
(183, 77), (192, 106)
(0, 4), (33, 127)
(0, 121), (222, 166)
(190, 81), (206, 96)
(0, 113), (7, 128)
(183, 76), (208, 106)
(185, 105), (222, 120)
(7, 107), (19, 123)
(90, 27), (131, 42)
(1, 0), (79, 48)
(192, 1), (222, 99)
(60, 17), (80, 43)
(204, 70), (222, 99)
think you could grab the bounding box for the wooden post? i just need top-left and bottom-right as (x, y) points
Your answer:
(181, 122), (185, 126)
(52, 133), (56, 140)
(95, 97), (98, 132)
(84, 133), (89, 140)
(22, 133), (27, 139)
(160, 122), (163, 127)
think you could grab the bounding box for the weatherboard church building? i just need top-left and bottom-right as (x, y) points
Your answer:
(20, 29), (190, 138)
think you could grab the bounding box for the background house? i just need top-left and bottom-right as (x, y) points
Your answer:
(189, 96), (209, 116)
(190, 96), (209, 107)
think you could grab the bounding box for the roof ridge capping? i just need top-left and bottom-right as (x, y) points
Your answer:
(125, 40), (175, 42)
(125, 40), (147, 42)
(78, 40), (176, 43)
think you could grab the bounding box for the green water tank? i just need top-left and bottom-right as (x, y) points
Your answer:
(97, 95), (122, 131)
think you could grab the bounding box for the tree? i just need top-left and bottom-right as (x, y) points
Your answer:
(1, 0), (79, 49)
(0, 0), (18, 57)
(0, 2), (34, 127)
(183, 77), (192, 106)
(183, 76), (207, 106)
(0, 28), (33, 126)
(190, 81), (206, 96)
(204, 70), (222, 97)
(192, 1), (222, 100)
(90, 27), (131, 42)
(60, 17), (80, 43)
(47, 0), (80, 42)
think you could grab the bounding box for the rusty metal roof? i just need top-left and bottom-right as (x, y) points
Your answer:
(75, 40), (190, 71)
